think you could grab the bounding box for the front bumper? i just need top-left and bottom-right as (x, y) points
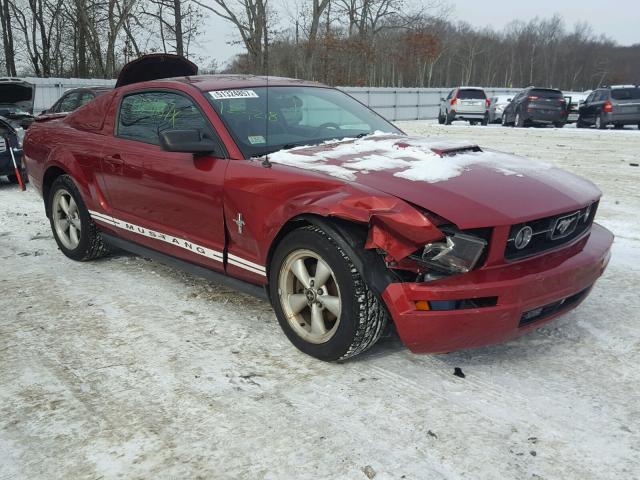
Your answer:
(382, 223), (613, 353)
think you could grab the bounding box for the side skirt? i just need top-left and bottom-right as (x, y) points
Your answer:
(101, 233), (269, 301)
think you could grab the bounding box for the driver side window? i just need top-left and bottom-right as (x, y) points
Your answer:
(117, 91), (210, 145)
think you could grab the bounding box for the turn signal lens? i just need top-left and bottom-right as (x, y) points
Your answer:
(415, 300), (431, 311)
(603, 100), (613, 113)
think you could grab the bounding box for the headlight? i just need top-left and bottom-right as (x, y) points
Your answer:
(420, 232), (487, 274)
(15, 127), (25, 148)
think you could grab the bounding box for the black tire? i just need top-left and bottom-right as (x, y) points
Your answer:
(469, 120), (477, 126)
(481, 113), (489, 126)
(444, 111), (454, 125)
(269, 225), (388, 361)
(554, 122), (565, 128)
(576, 116), (587, 128)
(501, 114), (509, 127)
(437, 112), (445, 125)
(515, 111), (525, 128)
(613, 123), (623, 130)
(48, 174), (110, 261)
(595, 113), (607, 130)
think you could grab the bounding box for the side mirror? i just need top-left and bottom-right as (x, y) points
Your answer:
(440, 97), (445, 102)
(507, 98), (512, 102)
(159, 129), (219, 154)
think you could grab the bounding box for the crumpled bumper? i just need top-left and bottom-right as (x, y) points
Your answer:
(382, 223), (613, 353)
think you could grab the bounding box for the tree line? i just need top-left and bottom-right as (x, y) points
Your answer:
(1, 0), (638, 91)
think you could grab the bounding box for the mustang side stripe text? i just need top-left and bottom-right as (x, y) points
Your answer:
(88, 210), (266, 276)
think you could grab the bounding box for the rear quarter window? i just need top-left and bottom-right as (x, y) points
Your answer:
(457, 89), (486, 100)
(611, 88), (640, 100)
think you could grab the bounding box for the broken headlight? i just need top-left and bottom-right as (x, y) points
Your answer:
(420, 232), (487, 274)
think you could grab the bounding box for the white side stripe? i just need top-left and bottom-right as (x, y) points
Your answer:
(227, 253), (266, 273)
(227, 259), (266, 276)
(88, 209), (266, 276)
(88, 210), (223, 262)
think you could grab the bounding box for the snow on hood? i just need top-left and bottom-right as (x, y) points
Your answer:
(267, 131), (552, 183)
(266, 132), (601, 228)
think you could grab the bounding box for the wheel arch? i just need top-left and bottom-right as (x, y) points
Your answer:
(42, 164), (69, 217)
(265, 213), (401, 300)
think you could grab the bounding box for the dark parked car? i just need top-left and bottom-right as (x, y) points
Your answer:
(0, 78), (36, 129)
(577, 85), (640, 129)
(502, 87), (567, 128)
(0, 115), (26, 183)
(39, 86), (113, 118)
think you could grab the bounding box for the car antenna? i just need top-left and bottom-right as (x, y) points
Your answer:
(262, 27), (272, 169)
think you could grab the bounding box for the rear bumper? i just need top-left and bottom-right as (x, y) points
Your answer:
(382, 223), (613, 353)
(604, 112), (640, 124)
(526, 110), (565, 123)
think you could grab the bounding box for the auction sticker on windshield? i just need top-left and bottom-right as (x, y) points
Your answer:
(209, 90), (259, 100)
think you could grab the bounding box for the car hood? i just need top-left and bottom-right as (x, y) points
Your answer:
(0, 80), (35, 113)
(267, 133), (601, 228)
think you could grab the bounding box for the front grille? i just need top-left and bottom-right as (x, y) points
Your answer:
(519, 287), (592, 327)
(505, 202), (598, 260)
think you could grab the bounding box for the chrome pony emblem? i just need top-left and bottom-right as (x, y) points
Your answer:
(551, 211), (580, 240)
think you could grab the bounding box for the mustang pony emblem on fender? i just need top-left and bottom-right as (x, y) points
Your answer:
(234, 213), (245, 234)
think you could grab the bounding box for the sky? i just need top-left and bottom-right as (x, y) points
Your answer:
(194, 0), (640, 66)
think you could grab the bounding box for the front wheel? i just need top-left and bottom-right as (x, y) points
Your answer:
(576, 116), (587, 128)
(48, 175), (110, 261)
(269, 225), (388, 361)
(515, 111), (525, 127)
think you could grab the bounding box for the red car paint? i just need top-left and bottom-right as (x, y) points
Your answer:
(23, 72), (613, 354)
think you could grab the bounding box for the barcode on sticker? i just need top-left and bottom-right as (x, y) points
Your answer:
(209, 90), (259, 100)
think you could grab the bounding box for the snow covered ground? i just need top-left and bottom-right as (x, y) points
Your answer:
(1, 122), (639, 479)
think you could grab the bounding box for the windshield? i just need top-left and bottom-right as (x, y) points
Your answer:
(206, 86), (401, 157)
(611, 87), (640, 100)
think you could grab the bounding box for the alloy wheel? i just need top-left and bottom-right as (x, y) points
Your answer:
(52, 189), (81, 250)
(278, 249), (342, 344)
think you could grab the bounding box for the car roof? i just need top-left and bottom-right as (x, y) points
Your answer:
(148, 74), (326, 92)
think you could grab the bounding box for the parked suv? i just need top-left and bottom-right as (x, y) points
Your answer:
(502, 87), (567, 128)
(438, 87), (489, 125)
(577, 85), (640, 129)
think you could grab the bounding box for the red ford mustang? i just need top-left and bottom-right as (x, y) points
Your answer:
(23, 55), (613, 361)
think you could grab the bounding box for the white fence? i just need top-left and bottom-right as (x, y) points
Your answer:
(20, 77), (581, 121)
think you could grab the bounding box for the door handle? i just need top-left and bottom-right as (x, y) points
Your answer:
(103, 153), (123, 174)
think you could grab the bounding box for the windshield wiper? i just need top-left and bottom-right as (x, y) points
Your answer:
(251, 144), (299, 158)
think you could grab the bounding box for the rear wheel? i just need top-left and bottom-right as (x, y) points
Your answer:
(437, 112), (445, 124)
(469, 120), (477, 126)
(501, 114), (510, 127)
(554, 122), (565, 128)
(269, 225), (388, 361)
(6, 170), (28, 184)
(481, 113), (489, 126)
(576, 116), (587, 128)
(48, 175), (110, 261)
(444, 111), (454, 125)
(595, 114), (607, 130)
